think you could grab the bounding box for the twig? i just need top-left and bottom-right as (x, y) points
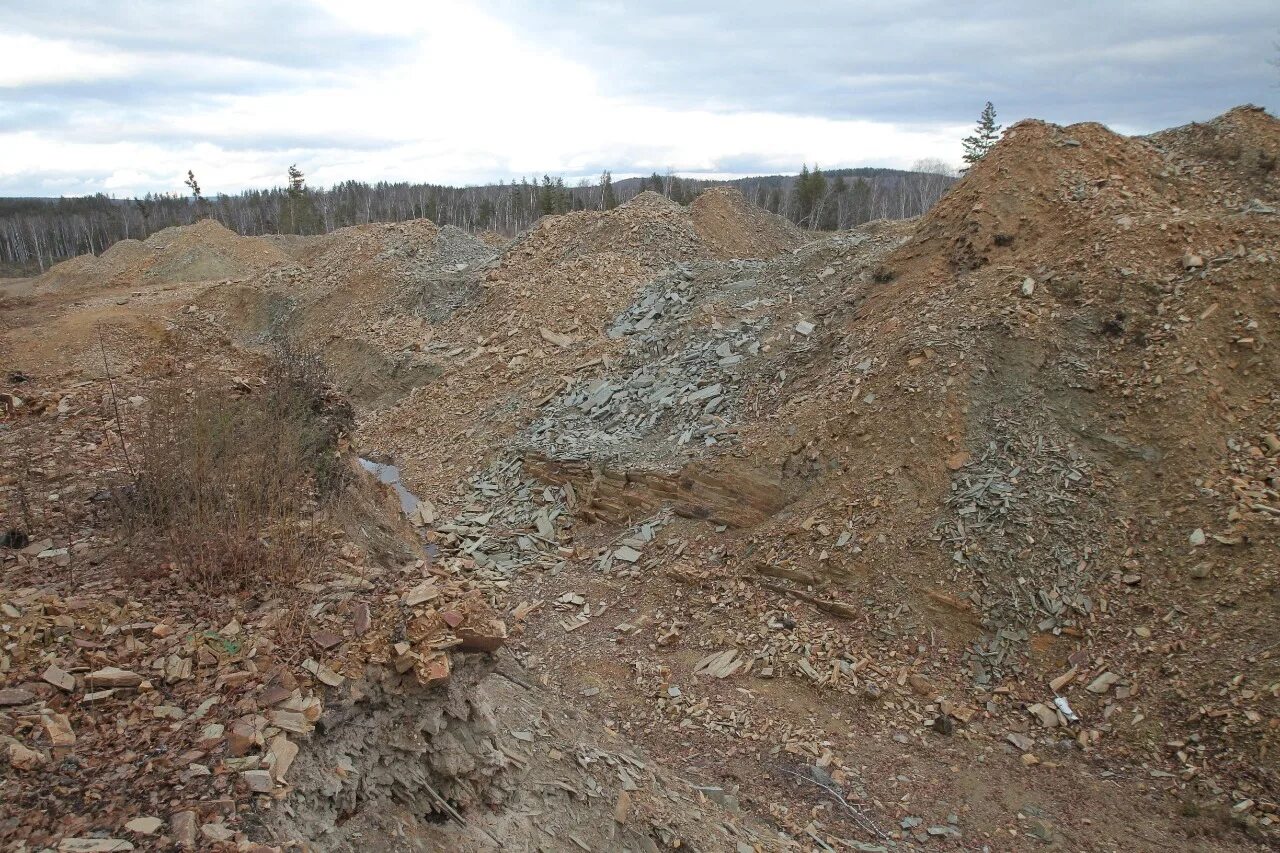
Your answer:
(419, 778), (504, 848)
(776, 765), (891, 843)
(98, 331), (136, 478)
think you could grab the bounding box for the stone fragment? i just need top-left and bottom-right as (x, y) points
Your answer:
(1027, 703), (1060, 728)
(268, 734), (298, 783)
(242, 769), (274, 793)
(124, 817), (163, 835)
(1086, 672), (1120, 694)
(42, 664), (76, 692)
(200, 823), (234, 842)
(42, 711), (76, 746)
(1049, 666), (1077, 692)
(403, 582), (438, 606)
(57, 840), (134, 852)
(539, 328), (576, 348)
(1188, 528), (1206, 546)
(351, 602), (371, 635)
(908, 674), (935, 697)
(86, 667), (143, 688)
(311, 629), (342, 649)
(7, 740), (45, 770)
(1007, 732), (1035, 751)
(170, 810), (197, 849)
(0, 687), (37, 706)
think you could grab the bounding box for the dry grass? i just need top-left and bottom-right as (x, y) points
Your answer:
(119, 346), (351, 589)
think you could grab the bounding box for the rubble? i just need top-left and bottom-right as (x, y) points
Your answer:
(3, 104), (1279, 850)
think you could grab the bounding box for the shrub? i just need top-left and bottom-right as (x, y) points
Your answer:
(119, 346), (350, 589)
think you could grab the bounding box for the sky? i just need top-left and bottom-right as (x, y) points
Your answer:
(1, 0), (1277, 197)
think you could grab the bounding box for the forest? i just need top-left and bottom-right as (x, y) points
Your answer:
(0, 163), (956, 274)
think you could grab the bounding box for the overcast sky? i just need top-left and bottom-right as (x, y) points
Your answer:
(1, 0), (1277, 197)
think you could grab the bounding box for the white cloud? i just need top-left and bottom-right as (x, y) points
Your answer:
(0, 33), (136, 87)
(0, 0), (973, 195)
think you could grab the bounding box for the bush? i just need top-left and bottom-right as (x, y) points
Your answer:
(120, 347), (351, 589)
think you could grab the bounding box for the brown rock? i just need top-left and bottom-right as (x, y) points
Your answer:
(42, 664), (76, 692)
(908, 674), (935, 697)
(351, 602), (371, 635)
(268, 734), (298, 783)
(242, 769), (274, 793)
(0, 687), (37, 706)
(170, 810), (197, 849)
(8, 740), (46, 770)
(452, 592), (508, 653)
(311, 629), (342, 649)
(42, 711), (76, 746)
(87, 666), (144, 686)
(124, 817), (163, 835)
(414, 652), (451, 687)
(226, 720), (258, 755)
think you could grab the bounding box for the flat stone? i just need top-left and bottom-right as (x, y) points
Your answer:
(242, 769), (274, 793)
(42, 711), (76, 746)
(1027, 703), (1060, 727)
(170, 810), (197, 849)
(42, 664), (76, 692)
(686, 383), (722, 403)
(0, 687), (37, 706)
(1086, 672), (1120, 694)
(613, 545), (642, 563)
(7, 740), (45, 770)
(57, 839), (134, 852)
(87, 667), (143, 688)
(200, 822), (234, 842)
(311, 629), (342, 649)
(1007, 732), (1035, 751)
(124, 817), (163, 835)
(268, 734), (298, 783)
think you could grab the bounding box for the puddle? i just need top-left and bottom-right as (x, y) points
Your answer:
(358, 458), (420, 515)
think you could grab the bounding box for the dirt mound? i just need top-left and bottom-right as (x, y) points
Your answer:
(139, 218), (290, 285)
(8, 106), (1280, 851)
(33, 218), (290, 295)
(691, 186), (807, 259)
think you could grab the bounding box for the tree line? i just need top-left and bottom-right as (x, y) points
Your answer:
(0, 163), (957, 274)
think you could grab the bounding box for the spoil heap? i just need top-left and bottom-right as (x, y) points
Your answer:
(4, 106), (1279, 851)
(33, 219), (290, 295)
(351, 107), (1279, 848)
(691, 187), (808, 260)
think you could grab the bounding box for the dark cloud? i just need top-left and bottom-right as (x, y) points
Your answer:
(477, 0), (1280, 129)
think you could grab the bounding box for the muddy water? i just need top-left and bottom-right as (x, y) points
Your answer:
(357, 458), (419, 514)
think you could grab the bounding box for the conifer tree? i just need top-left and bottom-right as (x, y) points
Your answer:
(961, 102), (1002, 170)
(184, 170), (205, 218)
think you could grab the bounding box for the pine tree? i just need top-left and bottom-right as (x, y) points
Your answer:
(184, 170), (204, 218)
(961, 102), (1002, 170)
(600, 171), (618, 210)
(284, 164), (321, 234)
(794, 164), (827, 229)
